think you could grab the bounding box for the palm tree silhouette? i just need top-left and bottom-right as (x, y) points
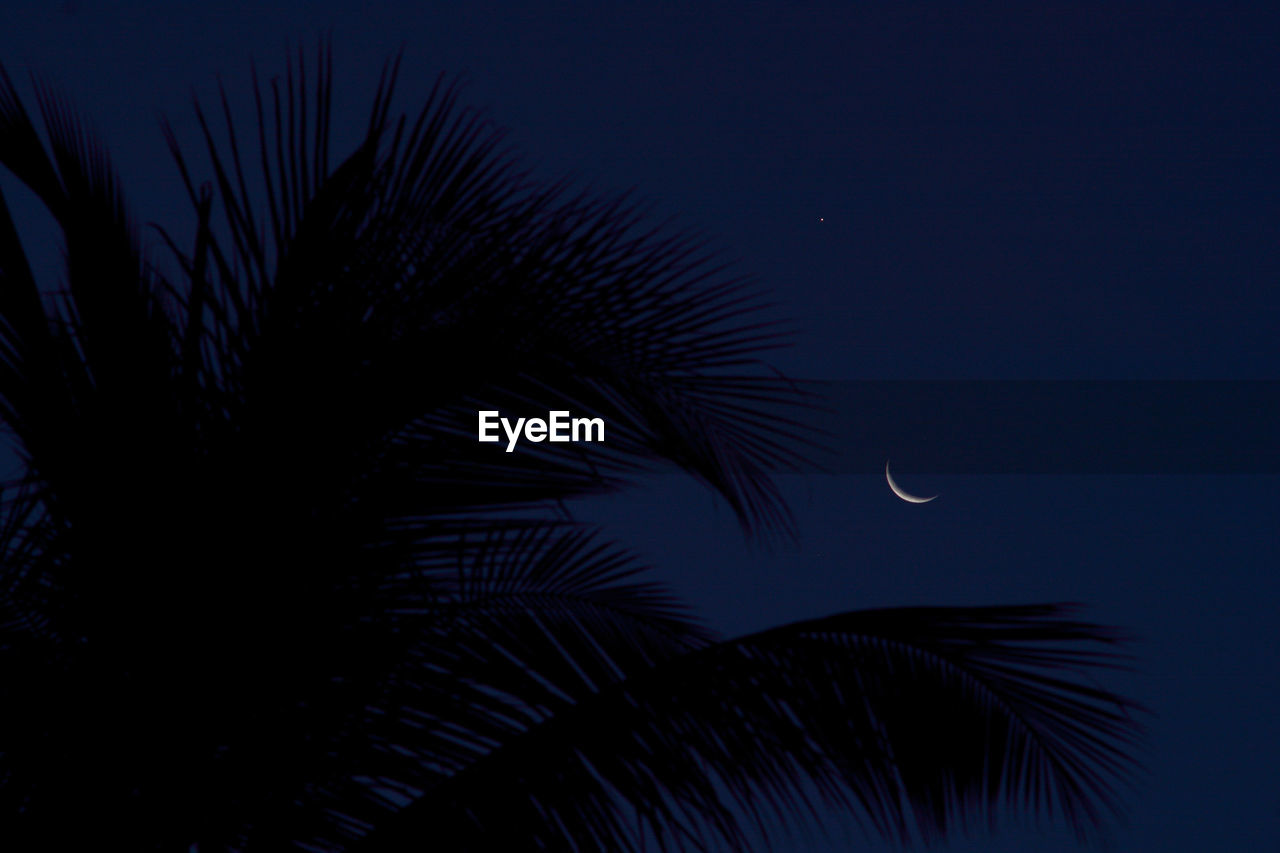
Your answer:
(0, 47), (1142, 850)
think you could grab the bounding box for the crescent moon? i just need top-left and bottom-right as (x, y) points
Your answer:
(885, 460), (937, 503)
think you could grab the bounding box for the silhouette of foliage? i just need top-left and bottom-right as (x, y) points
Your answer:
(0, 45), (1143, 850)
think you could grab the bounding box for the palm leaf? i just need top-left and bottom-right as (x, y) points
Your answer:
(356, 604), (1144, 852)
(151, 45), (820, 540)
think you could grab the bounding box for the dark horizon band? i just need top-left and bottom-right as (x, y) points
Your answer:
(784, 381), (1280, 474)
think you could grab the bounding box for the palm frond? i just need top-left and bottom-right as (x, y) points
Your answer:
(355, 604), (1144, 852)
(152, 44), (818, 540)
(0, 63), (178, 525)
(223, 521), (715, 848)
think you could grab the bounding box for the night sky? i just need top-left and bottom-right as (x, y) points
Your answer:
(3, 3), (1278, 851)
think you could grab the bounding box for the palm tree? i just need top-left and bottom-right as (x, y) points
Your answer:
(0, 47), (1143, 851)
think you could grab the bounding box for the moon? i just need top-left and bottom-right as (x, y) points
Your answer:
(885, 460), (937, 503)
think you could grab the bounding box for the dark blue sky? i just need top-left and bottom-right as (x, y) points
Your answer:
(3, 3), (1277, 850)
